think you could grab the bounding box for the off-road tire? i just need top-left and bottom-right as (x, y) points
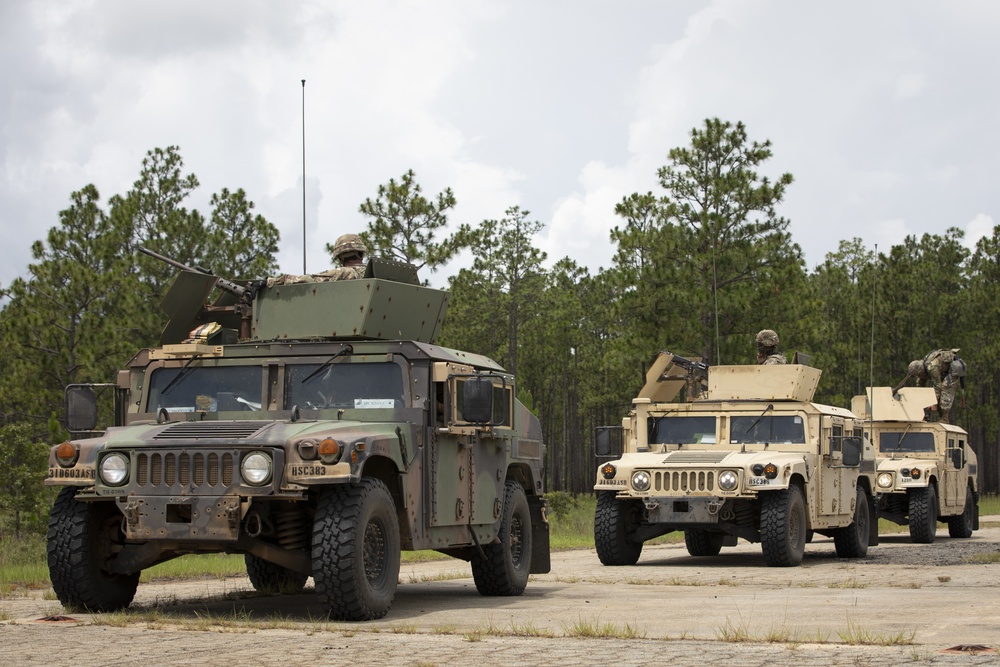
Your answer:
(594, 491), (644, 566)
(472, 481), (532, 596)
(908, 485), (938, 544)
(684, 529), (725, 557)
(760, 485), (806, 567)
(46, 487), (139, 612)
(833, 487), (870, 558)
(312, 478), (400, 620)
(245, 553), (309, 594)
(947, 487), (975, 539)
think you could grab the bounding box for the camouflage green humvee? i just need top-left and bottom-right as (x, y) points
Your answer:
(852, 386), (979, 543)
(594, 353), (878, 567)
(45, 256), (549, 620)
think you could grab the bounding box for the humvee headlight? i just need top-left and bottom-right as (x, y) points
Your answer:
(99, 453), (129, 486)
(877, 472), (894, 489)
(55, 441), (79, 467)
(318, 438), (342, 465)
(601, 463), (617, 480)
(763, 463), (779, 479)
(631, 470), (651, 492)
(719, 470), (738, 491)
(910, 468), (921, 480)
(241, 452), (272, 486)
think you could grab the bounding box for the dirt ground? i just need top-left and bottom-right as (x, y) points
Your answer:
(3, 522), (1000, 667)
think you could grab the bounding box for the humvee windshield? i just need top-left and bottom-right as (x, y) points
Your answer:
(148, 366), (263, 413)
(286, 362), (405, 410)
(878, 431), (935, 453)
(650, 416), (717, 445)
(730, 415), (806, 444)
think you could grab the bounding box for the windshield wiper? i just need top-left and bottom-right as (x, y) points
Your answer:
(301, 345), (353, 385)
(745, 404), (774, 434)
(891, 423), (913, 452)
(161, 357), (201, 396)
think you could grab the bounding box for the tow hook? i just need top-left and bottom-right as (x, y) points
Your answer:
(707, 500), (723, 515)
(644, 499), (659, 511)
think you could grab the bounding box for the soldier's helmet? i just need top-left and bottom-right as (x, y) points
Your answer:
(332, 234), (368, 263)
(755, 329), (779, 347)
(908, 360), (925, 377)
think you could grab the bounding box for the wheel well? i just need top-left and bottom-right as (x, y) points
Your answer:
(360, 455), (409, 542)
(506, 463), (542, 496)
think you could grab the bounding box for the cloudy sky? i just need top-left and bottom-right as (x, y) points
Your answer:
(2, 1), (997, 290)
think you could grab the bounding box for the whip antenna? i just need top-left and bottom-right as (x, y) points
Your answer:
(301, 79), (307, 274)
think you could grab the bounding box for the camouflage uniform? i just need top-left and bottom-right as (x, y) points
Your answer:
(913, 349), (963, 423)
(755, 329), (787, 366)
(267, 234), (368, 287)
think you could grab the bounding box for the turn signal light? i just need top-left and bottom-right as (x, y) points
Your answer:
(55, 442), (79, 467)
(318, 438), (342, 464)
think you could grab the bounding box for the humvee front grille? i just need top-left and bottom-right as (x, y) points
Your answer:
(153, 422), (266, 440)
(653, 470), (716, 493)
(135, 451), (235, 490)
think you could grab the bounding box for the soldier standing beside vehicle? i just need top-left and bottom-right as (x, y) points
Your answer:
(896, 349), (965, 424)
(755, 329), (787, 365)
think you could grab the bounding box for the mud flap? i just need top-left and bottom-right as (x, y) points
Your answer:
(528, 495), (551, 574)
(868, 493), (880, 546)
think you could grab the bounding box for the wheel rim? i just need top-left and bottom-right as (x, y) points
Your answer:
(363, 518), (387, 584)
(509, 511), (524, 569)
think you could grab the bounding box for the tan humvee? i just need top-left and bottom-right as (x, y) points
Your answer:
(594, 353), (878, 567)
(852, 387), (979, 543)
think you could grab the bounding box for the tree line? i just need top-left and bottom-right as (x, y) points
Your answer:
(1, 119), (997, 537)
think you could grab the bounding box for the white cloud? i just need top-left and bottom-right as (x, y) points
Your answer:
(964, 213), (995, 251)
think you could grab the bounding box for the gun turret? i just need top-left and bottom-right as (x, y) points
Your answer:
(663, 351), (709, 401)
(138, 247), (250, 302)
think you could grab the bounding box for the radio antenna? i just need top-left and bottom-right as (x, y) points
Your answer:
(301, 79), (307, 274)
(868, 243), (878, 433)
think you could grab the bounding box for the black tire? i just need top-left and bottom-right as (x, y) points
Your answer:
(594, 491), (644, 566)
(684, 529), (725, 557)
(245, 553), (308, 594)
(46, 487), (139, 612)
(908, 485), (938, 544)
(947, 487), (975, 539)
(760, 486), (806, 567)
(312, 478), (400, 621)
(472, 481), (532, 596)
(833, 487), (870, 558)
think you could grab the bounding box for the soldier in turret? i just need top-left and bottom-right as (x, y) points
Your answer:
(267, 234), (369, 286)
(755, 329), (787, 365)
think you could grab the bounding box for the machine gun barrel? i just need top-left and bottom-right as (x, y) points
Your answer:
(138, 246), (247, 300)
(664, 351), (709, 375)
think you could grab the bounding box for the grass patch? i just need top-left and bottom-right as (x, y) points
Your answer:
(564, 617), (645, 639)
(827, 578), (868, 589)
(965, 552), (1000, 564)
(978, 493), (1000, 516)
(838, 615), (915, 645)
(0, 534), (48, 591)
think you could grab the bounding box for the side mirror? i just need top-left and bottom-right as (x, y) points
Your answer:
(461, 376), (494, 424)
(595, 426), (622, 457)
(66, 386), (99, 432)
(841, 436), (862, 467)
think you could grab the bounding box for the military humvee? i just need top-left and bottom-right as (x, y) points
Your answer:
(851, 386), (979, 543)
(45, 255), (550, 620)
(594, 353), (878, 567)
